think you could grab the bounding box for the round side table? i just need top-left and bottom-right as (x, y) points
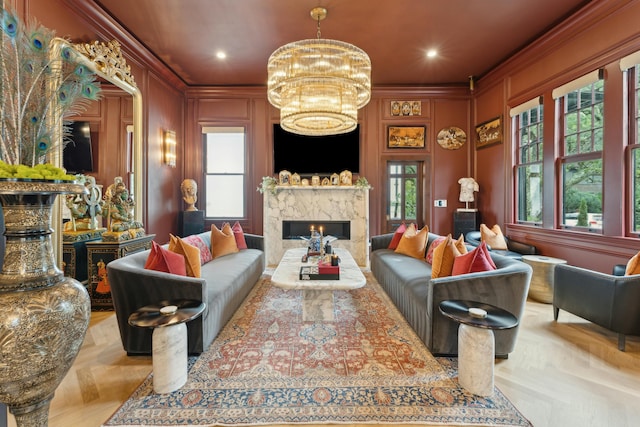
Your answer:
(128, 299), (205, 394)
(521, 255), (567, 303)
(439, 300), (518, 396)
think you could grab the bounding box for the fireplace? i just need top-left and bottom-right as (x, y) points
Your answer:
(282, 220), (350, 240)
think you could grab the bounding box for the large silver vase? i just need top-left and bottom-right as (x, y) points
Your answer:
(0, 180), (91, 427)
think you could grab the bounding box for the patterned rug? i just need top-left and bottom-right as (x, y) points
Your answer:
(103, 273), (531, 426)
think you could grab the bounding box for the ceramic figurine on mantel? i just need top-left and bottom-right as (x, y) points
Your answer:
(457, 177), (479, 211)
(0, 7), (103, 427)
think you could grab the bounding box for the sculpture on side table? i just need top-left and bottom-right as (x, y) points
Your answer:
(102, 176), (145, 242)
(63, 175), (106, 242)
(181, 178), (198, 211)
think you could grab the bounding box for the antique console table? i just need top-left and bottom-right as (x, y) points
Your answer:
(86, 234), (155, 310)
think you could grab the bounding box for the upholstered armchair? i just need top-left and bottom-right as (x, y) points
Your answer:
(553, 263), (640, 351)
(464, 231), (537, 260)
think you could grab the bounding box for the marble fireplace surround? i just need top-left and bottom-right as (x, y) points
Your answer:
(263, 186), (370, 268)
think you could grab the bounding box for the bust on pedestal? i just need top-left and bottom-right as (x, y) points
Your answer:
(178, 179), (204, 236)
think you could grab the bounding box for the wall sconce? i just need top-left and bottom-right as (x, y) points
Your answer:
(164, 129), (176, 167)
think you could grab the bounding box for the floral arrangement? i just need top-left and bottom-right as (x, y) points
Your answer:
(355, 176), (372, 189)
(257, 176), (277, 195)
(0, 7), (100, 179)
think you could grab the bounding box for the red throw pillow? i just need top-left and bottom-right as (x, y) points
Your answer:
(231, 221), (248, 250)
(452, 241), (497, 276)
(182, 235), (213, 264)
(144, 241), (187, 276)
(388, 223), (407, 249)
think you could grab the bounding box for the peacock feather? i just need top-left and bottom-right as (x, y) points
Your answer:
(0, 7), (101, 168)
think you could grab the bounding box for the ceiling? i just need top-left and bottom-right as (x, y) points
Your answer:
(94, 0), (591, 87)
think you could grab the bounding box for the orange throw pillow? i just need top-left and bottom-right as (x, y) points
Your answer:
(625, 251), (640, 275)
(144, 241), (186, 276)
(480, 223), (508, 250)
(431, 234), (463, 278)
(168, 234), (201, 278)
(211, 223), (239, 259)
(395, 226), (429, 259)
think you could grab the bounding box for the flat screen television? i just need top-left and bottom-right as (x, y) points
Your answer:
(272, 124), (360, 176)
(63, 121), (94, 173)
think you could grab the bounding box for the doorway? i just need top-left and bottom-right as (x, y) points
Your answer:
(386, 161), (423, 232)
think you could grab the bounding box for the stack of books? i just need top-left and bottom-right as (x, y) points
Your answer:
(299, 259), (340, 280)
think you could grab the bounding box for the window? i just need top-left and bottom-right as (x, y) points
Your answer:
(203, 127), (245, 218)
(630, 65), (640, 232)
(386, 161), (421, 232)
(513, 101), (543, 224)
(556, 74), (604, 230)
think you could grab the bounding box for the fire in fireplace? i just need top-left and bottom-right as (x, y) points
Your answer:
(282, 220), (351, 240)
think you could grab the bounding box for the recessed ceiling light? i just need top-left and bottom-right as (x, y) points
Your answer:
(216, 51), (227, 60)
(426, 49), (438, 58)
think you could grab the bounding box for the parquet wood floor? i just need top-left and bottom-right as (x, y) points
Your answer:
(6, 299), (640, 427)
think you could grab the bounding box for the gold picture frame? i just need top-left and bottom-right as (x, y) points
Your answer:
(475, 116), (502, 149)
(388, 126), (426, 148)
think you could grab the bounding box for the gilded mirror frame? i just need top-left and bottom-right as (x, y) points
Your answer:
(51, 38), (143, 262)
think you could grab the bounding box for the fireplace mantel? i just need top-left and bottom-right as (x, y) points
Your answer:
(263, 186), (370, 268)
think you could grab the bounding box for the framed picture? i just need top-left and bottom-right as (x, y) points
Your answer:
(391, 100), (421, 116)
(475, 116), (502, 149)
(388, 126), (426, 148)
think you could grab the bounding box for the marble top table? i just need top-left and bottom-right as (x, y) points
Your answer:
(271, 247), (366, 290)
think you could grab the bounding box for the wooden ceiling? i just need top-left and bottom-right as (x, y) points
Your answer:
(94, 0), (591, 87)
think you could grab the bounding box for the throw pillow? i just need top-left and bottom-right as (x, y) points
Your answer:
(480, 223), (508, 250)
(394, 225), (429, 259)
(388, 222), (407, 250)
(182, 235), (213, 264)
(625, 250), (640, 275)
(168, 234), (202, 278)
(452, 241), (497, 276)
(144, 240), (187, 276)
(231, 221), (248, 250)
(211, 223), (239, 259)
(431, 234), (463, 278)
(426, 235), (446, 264)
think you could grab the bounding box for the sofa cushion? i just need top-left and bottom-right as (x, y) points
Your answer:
(480, 223), (508, 250)
(211, 223), (239, 259)
(144, 240), (187, 276)
(182, 234), (213, 264)
(231, 221), (248, 250)
(169, 234), (201, 277)
(625, 250), (640, 275)
(432, 234), (464, 278)
(452, 241), (497, 275)
(426, 235), (446, 264)
(395, 225), (428, 259)
(388, 222), (408, 250)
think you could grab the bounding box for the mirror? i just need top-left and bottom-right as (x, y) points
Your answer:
(52, 38), (143, 261)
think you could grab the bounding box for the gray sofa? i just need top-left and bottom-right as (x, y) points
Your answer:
(107, 231), (265, 355)
(370, 232), (532, 357)
(465, 230), (537, 260)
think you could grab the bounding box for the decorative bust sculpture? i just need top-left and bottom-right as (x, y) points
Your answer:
(181, 178), (198, 211)
(458, 177), (479, 211)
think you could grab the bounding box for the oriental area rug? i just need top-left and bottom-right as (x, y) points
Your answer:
(103, 273), (531, 427)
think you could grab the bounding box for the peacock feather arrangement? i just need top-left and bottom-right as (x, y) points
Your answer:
(0, 7), (100, 179)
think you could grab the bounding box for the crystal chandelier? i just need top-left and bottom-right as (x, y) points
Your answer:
(267, 7), (371, 136)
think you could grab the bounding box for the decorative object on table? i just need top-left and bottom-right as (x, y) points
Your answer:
(330, 173), (339, 185)
(278, 170), (291, 185)
(437, 126), (467, 150)
(311, 175), (320, 186)
(291, 172), (301, 185)
(390, 100), (421, 116)
(257, 175), (277, 194)
(306, 226), (322, 254)
(180, 178), (198, 211)
(339, 170), (352, 185)
(457, 177), (479, 211)
(475, 116), (503, 149)
(102, 176), (145, 242)
(387, 125), (426, 148)
(63, 175), (106, 241)
(0, 7), (102, 426)
(267, 6), (371, 136)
